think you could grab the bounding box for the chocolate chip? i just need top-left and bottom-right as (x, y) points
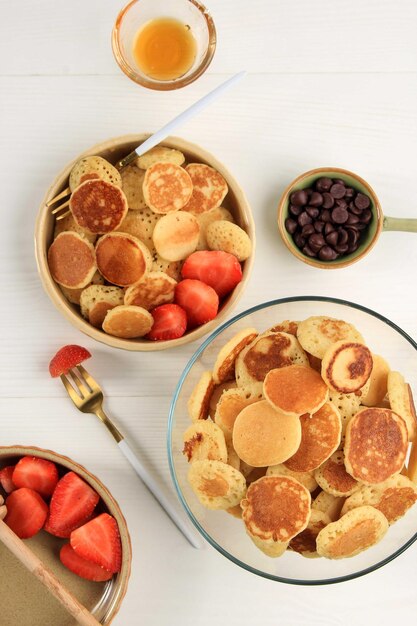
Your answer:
(291, 190), (309, 207)
(301, 224), (315, 237)
(334, 178), (346, 186)
(322, 192), (335, 209)
(285, 218), (298, 234)
(346, 228), (359, 246)
(289, 204), (303, 216)
(326, 231), (339, 247)
(294, 233), (306, 248)
(350, 204), (363, 216)
(298, 212), (312, 227)
(330, 183), (346, 199)
(306, 206), (320, 219)
(321, 209), (332, 222)
(335, 243), (349, 254)
(314, 220), (325, 233)
(331, 207), (348, 224)
(324, 222), (335, 235)
(305, 188), (313, 198)
(335, 199), (348, 210)
(346, 213), (360, 225)
(315, 177), (333, 192)
(309, 192), (323, 207)
(302, 244), (317, 257)
(347, 242), (359, 253)
(337, 229), (348, 245)
(319, 246), (338, 261)
(356, 222), (367, 230)
(345, 187), (355, 199)
(354, 193), (370, 210)
(308, 233), (325, 251)
(360, 209), (372, 224)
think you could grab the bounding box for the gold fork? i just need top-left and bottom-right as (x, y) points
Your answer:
(60, 365), (202, 549)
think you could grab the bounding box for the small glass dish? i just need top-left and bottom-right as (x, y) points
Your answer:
(112, 0), (216, 90)
(168, 296), (417, 585)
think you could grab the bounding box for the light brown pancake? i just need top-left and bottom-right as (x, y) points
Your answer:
(95, 232), (151, 286)
(187, 371), (215, 422)
(182, 163), (228, 215)
(80, 284), (124, 328)
(387, 371), (417, 441)
(136, 146), (185, 170)
(69, 156), (122, 191)
(266, 464), (318, 493)
(226, 440), (241, 471)
(70, 179), (128, 234)
(182, 421), (227, 464)
(321, 341), (373, 394)
(361, 354), (390, 407)
(241, 476), (311, 542)
(344, 407), (408, 484)
(48, 232), (97, 289)
(208, 381), (237, 419)
(120, 165), (147, 210)
(188, 460), (246, 510)
(206, 220), (252, 262)
(54, 211), (97, 244)
(265, 320), (299, 336)
(102, 305), (153, 338)
(312, 491), (346, 521)
(284, 402), (342, 472)
(212, 328), (258, 384)
(151, 252), (183, 282)
(60, 270), (104, 305)
(196, 207), (234, 250)
(118, 209), (160, 252)
(264, 365), (329, 418)
(143, 162), (193, 214)
(232, 400), (301, 467)
(124, 271), (176, 310)
(297, 316), (364, 360)
(152, 211), (199, 261)
(214, 389), (258, 441)
(289, 509), (331, 557)
(248, 534), (289, 558)
(314, 451), (360, 497)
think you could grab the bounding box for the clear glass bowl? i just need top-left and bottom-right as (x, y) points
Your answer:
(168, 296), (417, 584)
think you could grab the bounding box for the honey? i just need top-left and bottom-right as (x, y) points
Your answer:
(133, 17), (197, 81)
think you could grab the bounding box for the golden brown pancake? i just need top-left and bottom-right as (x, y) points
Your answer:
(321, 341), (373, 394)
(284, 402), (341, 472)
(54, 211), (97, 244)
(188, 460), (246, 510)
(361, 354), (390, 407)
(314, 451), (359, 497)
(69, 156), (122, 191)
(264, 365), (329, 417)
(182, 163), (228, 215)
(136, 145), (185, 170)
(187, 371), (215, 422)
(118, 208), (160, 252)
(143, 162), (193, 214)
(152, 210), (200, 261)
(80, 284), (124, 328)
(265, 320), (299, 336)
(120, 165), (147, 210)
(95, 232), (151, 286)
(212, 328), (258, 384)
(208, 381), (237, 419)
(232, 400), (301, 467)
(241, 476), (311, 542)
(214, 389), (258, 441)
(151, 252), (183, 282)
(312, 491), (346, 522)
(102, 305), (153, 338)
(344, 407), (408, 484)
(124, 271), (176, 310)
(182, 421), (227, 464)
(70, 179), (128, 234)
(48, 232), (97, 289)
(289, 509), (331, 557)
(266, 464), (318, 492)
(297, 316), (364, 359)
(387, 371), (417, 441)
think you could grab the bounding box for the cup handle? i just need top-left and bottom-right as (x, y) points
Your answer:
(383, 216), (417, 232)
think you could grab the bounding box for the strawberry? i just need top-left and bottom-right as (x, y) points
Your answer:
(0, 466), (16, 494)
(45, 471), (99, 538)
(12, 456), (59, 498)
(70, 513), (122, 574)
(4, 488), (48, 539)
(181, 251), (243, 298)
(175, 279), (219, 328)
(60, 544), (113, 582)
(147, 304), (187, 341)
(49, 345), (91, 378)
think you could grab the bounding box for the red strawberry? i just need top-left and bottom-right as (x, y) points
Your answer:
(175, 279), (219, 328)
(181, 251), (243, 297)
(70, 513), (122, 574)
(45, 471), (99, 538)
(147, 304), (187, 341)
(4, 488), (48, 539)
(49, 345), (91, 378)
(0, 466), (16, 494)
(12, 456), (58, 498)
(60, 544), (113, 582)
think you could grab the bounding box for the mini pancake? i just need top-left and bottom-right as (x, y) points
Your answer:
(264, 365), (329, 418)
(136, 146), (185, 170)
(362, 354), (390, 407)
(314, 451), (360, 497)
(80, 284), (124, 328)
(54, 211), (97, 244)
(124, 271), (176, 310)
(328, 388), (362, 443)
(95, 232), (152, 286)
(151, 252), (183, 282)
(321, 341), (373, 394)
(196, 207), (234, 250)
(289, 509), (331, 558)
(312, 491), (346, 522)
(232, 400), (301, 467)
(235, 332), (309, 397)
(188, 460), (246, 509)
(265, 320), (299, 337)
(143, 162), (193, 214)
(249, 534), (289, 558)
(69, 156), (122, 191)
(283, 402), (342, 472)
(48, 232), (97, 289)
(388, 371), (417, 441)
(297, 316), (364, 360)
(70, 179), (128, 234)
(208, 381), (237, 419)
(214, 388), (258, 441)
(344, 407), (408, 484)
(241, 476), (311, 542)
(120, 165), (148, 211)
(316, 506), (388, 559)
(183, 421), (227, 464)
(60, 270), (104, 306)
(212, 327), (258, 384)
(102, 305), (153, 338)
(206, 220), (252, 262)
(226, 440), (241, 471)
(266, 464), (318, 493)
(118, 209), (160, 252)
(182, 163), (228, 215)
(340, 474), (417, 524)
(188, 371), (215, 422)
(152, 211), (200, 261)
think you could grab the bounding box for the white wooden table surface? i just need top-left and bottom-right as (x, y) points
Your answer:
(1, 1), (417, 624)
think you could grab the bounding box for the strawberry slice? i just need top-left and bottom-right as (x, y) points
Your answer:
(4, 488), (48, 539)
(0, 466), (16, 494)
(175, 279), (219, 328)
(49, 345), (91, 378)
(60, 544), (113, 582)
(45, 471), (99, 538)
(70, 513), (122, 574)
(181, 251), (243, 297)
(12, 456), (59, 498)
(147, 304), (187, 341)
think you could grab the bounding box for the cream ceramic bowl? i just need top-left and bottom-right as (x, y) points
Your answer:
(0, 445), (131, 625)
(35, 134), (255, 351)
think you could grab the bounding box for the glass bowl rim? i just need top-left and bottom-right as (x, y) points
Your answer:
(167, 295), (417, 585)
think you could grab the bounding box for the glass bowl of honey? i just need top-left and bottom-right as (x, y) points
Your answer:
(112, 0), (216, 90)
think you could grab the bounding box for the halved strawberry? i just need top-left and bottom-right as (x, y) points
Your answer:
(0, 466), (16, 494)
(147, 304), (187, 341)
(175, 279), (219, 328)
(60, 544), (113, 582)
(49, 345), (91, 378)
(4, 488), (48, 539)
(45, 471), (99, 538)
(12, 456), (58, 498)
(70, 513), (122, 574)
(181, 251), (243, 298)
